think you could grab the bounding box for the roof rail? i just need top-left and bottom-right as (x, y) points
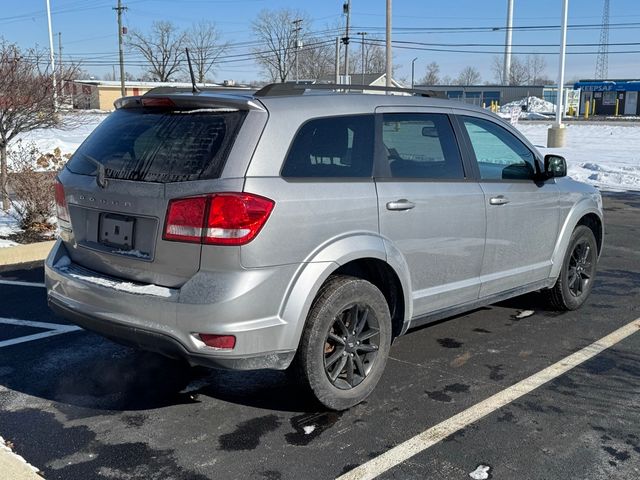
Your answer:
(253, 83), (444, 98)
(143, 85), (250, 96)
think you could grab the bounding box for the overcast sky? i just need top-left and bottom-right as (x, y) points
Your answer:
(2, 0), (639, 84)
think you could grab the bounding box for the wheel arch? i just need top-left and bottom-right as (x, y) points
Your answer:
(550, 201), (604, 280)
(278, 233), (412, 359)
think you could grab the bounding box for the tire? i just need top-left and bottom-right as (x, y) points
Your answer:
(545, 225), (598, 311)
(293, 275), (392, 410)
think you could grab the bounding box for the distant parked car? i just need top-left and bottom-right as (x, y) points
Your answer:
(47, 84), (603, 410)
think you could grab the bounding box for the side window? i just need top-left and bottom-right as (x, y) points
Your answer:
(381, 113), (465, 179)
(281, 115), (374, 178)
(461, 116), (536, 181)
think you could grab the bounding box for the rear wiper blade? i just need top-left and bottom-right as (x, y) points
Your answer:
(77, 152), (108, 188)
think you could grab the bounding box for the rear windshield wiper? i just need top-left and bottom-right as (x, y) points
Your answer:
(76, 152), (108, 188)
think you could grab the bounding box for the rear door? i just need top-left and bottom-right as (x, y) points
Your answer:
(375, 108), (485, 317)
(455, 114), (560, 298)
(58, 103), (249, 288)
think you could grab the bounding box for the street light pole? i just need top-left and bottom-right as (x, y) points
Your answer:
(357, 31), (367, 86)
(503, 0), (514, 84)
(547, 0), (569, 147)
(411, 57), (418, 89)
(45, 0), (58, 110)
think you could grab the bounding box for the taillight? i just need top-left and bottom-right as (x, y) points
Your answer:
(163, 193), (274, 246)
(54, 180), (70, 223)
(163, 197), (207, 243)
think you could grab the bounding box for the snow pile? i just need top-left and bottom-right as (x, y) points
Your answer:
(500, 96), (555, 114)
(517, 123), (640, 192)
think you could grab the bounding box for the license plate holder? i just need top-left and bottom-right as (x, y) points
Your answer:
(99, 214), (135, 250)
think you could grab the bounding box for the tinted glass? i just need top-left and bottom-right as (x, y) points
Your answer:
(281, 115), (375, 178)
(382, 113), (465, 179)
(67, 108), (246, 183)
(462, 116), (536, 180)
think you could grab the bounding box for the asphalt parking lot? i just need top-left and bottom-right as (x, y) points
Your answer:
(1, 192), (639, 480)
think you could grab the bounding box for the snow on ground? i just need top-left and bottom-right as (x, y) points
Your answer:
(516, 123), (640, 192)
(0, 207), (22, 242)
(12, 112), (108, 160)
(0, 238), (18, 248)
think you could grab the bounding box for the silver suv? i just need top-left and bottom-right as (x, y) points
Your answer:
(46, 84), (603, 410)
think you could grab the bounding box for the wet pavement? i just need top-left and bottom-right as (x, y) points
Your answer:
(0, 192), (639, 479)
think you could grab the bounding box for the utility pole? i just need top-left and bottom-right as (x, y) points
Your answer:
(357, 31), (367, 86)
(293, 18), (302, 83)
(386, 0), (392, 89)
(503, 0), (514, 85)
(343, 0), (351, 83)
(58, 32), (63, 101)
(46, 0), (58, 110)
(113, 0), (127, 97)
(335, 37), (341, 84)
(411, 57), (418, 89)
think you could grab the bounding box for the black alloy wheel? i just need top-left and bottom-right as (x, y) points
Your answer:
(323, 303), (380, 390)
(567, 239), (595, 297)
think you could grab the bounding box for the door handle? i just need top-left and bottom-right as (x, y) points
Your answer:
(386, 199), (415, 211)
(489, 195), (510, 206)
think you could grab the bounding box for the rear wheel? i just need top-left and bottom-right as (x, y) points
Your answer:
(294, 275), (391, 410)
(545, 225), (598, 310)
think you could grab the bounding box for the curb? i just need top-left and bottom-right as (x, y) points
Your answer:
(0, 438), (43, 479)
(0, 241), (55, 267)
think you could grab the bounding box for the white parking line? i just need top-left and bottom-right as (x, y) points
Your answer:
(337, 316), (640, 480)
(0, 317), (82, 348)
(0, 279), (45, 288)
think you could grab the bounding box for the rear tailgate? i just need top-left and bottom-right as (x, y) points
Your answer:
(58, 172), (244, 288)
(56, 94), (265, 288)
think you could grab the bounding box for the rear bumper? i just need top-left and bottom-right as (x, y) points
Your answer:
(45, 240), (298, 370)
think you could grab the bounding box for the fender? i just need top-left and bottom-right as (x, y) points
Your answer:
(549, 197), (603, 280)
(277, 232), (412, 354)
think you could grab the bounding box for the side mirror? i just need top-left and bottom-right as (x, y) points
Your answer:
(544, 154), (567, 178)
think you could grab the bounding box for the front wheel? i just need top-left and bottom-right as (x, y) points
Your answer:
(293, 275), (392, 410)
(545, 225), (598, 310)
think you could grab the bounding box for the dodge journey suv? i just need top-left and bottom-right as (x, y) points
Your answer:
(46, 83), (603, 409)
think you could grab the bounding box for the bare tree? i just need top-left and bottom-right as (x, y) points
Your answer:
(492, 54), (549, 85)
(349, 39), (387, 77)
(127, 21), (186, 81)
(455, 66), (481, 85)
(420, 61), (440, 85)
(508, 56), (529, 86)
(185, 21), (228, 83)
(251, 8), (308, 83)
(0, 41), (59, 211)
(298, 38), (335, 80)
(526, 54), (547, 85)
(491, 55), (506, 84)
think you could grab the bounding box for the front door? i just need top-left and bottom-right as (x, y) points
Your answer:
(457, 115), (560, 298)
(375, 110), (485, 317)
(625, 92), (638, 115)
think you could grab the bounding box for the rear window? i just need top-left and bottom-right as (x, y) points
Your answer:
(67, 108), (246, 183)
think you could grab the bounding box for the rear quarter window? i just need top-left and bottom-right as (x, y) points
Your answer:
(67, 108), (246, 183)
(281, 115), (375, 178)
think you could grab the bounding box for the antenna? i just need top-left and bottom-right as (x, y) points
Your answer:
(185, 48), (200, 93)
(595, 0), (610, 79)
